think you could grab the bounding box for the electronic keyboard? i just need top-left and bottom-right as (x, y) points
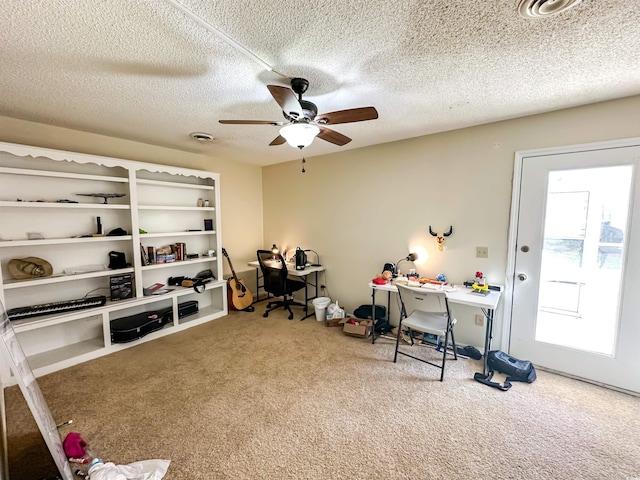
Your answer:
(7, 295), (107, 321)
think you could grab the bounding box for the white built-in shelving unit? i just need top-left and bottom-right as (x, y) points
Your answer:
(0, 141), (227, 384)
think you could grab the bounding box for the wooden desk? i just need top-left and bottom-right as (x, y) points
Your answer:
(248, 261), (325, 320)
(368, 282), (501, 375)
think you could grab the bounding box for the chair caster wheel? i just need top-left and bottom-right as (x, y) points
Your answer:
(288, 313), (294, 320)
(263, 313), (268, 318)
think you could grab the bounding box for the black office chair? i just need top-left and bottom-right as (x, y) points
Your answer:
(256, 250), (306, 320)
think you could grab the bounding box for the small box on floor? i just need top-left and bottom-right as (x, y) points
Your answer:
(326, 314), (346, 327)
(339, 317), (373, 338)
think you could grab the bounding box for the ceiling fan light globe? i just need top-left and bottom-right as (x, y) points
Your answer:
(279, 123), (320, 149)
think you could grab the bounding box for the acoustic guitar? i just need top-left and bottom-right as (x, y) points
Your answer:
(222, 248), (254, 311)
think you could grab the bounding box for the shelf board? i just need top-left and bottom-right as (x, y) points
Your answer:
(10, 285), (225, 331)
(10, 295), (154, 331)
(0, 166), (128, 183)
(4, 267), (134, 289)
(140, 231), (216, 238)
(27, 337), (105, 370)
(136, 178), (214, 190)
(109, 323), (179, 351)
(178, 304), (226, 326)
(12, 310), (104, 333)
(174, 280), (225, 294)
(0, 201), (130, 209)
(138, 205), (215, 211)
(0, 235), (133, 247)
(142, 257), (217, 270)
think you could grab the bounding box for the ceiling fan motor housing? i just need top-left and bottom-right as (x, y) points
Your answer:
(282, 100), (317, 122)
(290, 77), (309, 96)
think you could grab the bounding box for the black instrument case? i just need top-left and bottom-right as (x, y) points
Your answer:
(110, 301), (198, 343)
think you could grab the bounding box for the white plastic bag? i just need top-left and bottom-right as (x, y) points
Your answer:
(88, 458), (171, 480)
(326, 301), (345, 319)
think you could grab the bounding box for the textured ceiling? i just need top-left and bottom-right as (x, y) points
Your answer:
(1, 0), (639, 166)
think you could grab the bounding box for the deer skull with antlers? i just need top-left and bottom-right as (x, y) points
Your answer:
(429, 225), (453, 251)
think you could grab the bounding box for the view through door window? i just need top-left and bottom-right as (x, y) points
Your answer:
(536, 166), (632, 355)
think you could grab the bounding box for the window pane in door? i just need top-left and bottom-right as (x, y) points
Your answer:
(535, 166), (632, 356)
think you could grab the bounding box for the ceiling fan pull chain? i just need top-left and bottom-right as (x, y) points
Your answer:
(301, 156), (306, 173)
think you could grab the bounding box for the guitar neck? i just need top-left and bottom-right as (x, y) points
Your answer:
(223, 249), (239, 282)
(226, 257), (235, 276)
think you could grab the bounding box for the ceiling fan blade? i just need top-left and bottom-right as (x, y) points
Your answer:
(267, 85), (304, 119)
(318, 127), (352, 146)
(315, 106), (378, 125)
(219, 120), (285, 125)
(269, 135), (286, 146)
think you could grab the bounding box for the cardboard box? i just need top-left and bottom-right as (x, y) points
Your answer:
(110, 273), (133, 301)
(339, 317), (373, 338)
(326, 314), (346, 327)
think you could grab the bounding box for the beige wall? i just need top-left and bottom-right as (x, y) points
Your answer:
(262, 95), (640, 348)
(2, 95), (639, 348)
(0, 116), (264, 280)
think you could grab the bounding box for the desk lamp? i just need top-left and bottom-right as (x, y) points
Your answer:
(304, 249), (321, 267)
(395, 252), (418, 277)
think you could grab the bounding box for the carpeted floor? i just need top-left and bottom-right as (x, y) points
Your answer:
(6, 305), (640, 479)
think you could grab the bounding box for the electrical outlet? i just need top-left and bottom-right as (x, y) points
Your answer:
(475, 314), (485, 326)
(475, 247), (488, 258)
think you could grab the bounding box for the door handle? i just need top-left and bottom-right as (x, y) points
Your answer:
(518, 273), (527, 281)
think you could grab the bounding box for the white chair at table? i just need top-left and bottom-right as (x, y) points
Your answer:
(394, 284), (458, 381)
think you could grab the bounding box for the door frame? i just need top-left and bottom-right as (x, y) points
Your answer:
(503, 136), (640, 362)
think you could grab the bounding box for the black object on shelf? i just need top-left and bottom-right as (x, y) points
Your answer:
(108, 251), (128, 269)
(110, 273), (133, 301)
(7, 295), (107, 321)
(75, 193), (126, 204)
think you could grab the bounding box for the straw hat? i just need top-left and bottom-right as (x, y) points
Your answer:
(8, 257), (53, 280)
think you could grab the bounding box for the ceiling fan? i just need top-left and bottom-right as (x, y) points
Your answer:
(219, 77), (378, 149)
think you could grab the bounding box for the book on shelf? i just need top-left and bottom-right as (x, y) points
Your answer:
(147, 246), (155, 264)
(144, 282), (166, 296)
(170, 242), (186, 261)
(151, 287), (174, 295)
(156, 253), (176, 264)
(140, 243), (149, 265)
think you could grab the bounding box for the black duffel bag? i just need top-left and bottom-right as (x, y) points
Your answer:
(474, 350), (536, 391)
(353, 305), (392, 334)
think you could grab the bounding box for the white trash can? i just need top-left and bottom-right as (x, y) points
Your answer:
(312, 297), (331, 321)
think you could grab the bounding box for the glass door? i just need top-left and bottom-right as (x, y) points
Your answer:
(510, 143), (640, 393)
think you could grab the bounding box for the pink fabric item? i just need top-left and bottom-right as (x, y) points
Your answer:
(63, 432), (87, 457)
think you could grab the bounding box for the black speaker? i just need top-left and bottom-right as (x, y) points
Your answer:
(108, 251), (127, 269)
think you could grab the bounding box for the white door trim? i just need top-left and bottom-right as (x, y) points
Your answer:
(503, 136), (640, 354)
